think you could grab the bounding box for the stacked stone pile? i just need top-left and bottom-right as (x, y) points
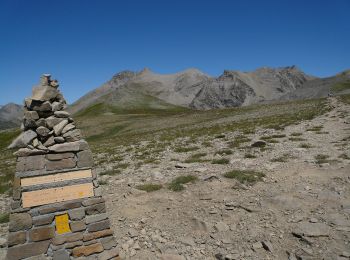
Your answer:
(6, 75), (119, 260)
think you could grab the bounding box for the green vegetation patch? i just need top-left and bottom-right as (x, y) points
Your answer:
(136, 183), (162, 192)
(338, 153), (350, 160)
(244, 153), (257, 158)
(315, 154), (330, 164)
(228, 135), (251, 148)
(184, 153), (207, 163)
(339, 94), (350, 104)
(215, 149), (233, 155)
(168, 175), (198, 191)
(223, 170), (265, 184)
(299, 143), (313, 148)
(289, 137), (306, 142)
(0, 212), (9, 224)
(331, 80), (350, 92)
(174, 146), (199, 153)
(211, 158), (230, 164)
(307, 126), (323, 132)
(290, 132), (303, 136)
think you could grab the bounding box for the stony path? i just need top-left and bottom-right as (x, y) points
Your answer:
(101, 97), (350, 260)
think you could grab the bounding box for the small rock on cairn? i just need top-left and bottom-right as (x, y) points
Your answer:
(6, 75), (119, 260)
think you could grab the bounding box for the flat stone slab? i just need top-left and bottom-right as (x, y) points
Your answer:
(294, 222), (330, 237)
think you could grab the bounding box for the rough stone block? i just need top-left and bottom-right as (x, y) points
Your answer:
(29, 226), (55, 242)
(53, 249), (70, 260)
(32, 84), (59, 101)
(77, 150), (93, 167)
(87, 220), (110, 232)
(14, 148), (47, 157)
(52, 101), (64, 112)
(6, 240), (50, 260)
(83, 229), (114, 242)
(53, 119), (68, 136)
(35, 118), (47, 128)
(79, 140), (89, 151)
(54, 136), (65, 143)
(46, 157), (76, 171)
(46, 116), (64, 129)
(97, 247), (119, 260)
(70, 220), (86, 232)
(24, 111), (39, 120)
(52, 232), (84, 245)
(43, 135), (55, 147)
(54, 111), (70, 118)
(23, 118), (37, 129)
(65, 240), (83, 249)
(9, 213), (32, 232)
(85, 203), (106, 215)
(68, 208), (85, 220)
(62, 123), (75, 134)
(94, 187), (102, 196)
(38, 200), (82, 214)
(12, 176), (21, 200)
(33, 214), (55, 226)
(82, 197), (105, 207)
(49, 141), (82, 153)
(9, 130), (37, 149)
(7, 231), (27, 246)
(84, 239), (98, 246)
(47, 152), (75, 161)
(64, 129), (82, 142)
(72, 243), (104, 257)
(85, 213), (107, 224)
(36, 126), (50, 137)
(11, 200), (21, 210)
(99, 236), (116, 250)
(33, 101), (52, 112)
(16, 154), (45, 172)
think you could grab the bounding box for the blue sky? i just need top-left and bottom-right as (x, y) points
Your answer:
(0, 0), (349, 105)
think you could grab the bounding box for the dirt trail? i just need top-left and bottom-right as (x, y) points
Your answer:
(102, 97), (350, 260)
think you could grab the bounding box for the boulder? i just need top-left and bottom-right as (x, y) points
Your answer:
(64, 129), (82, 142)
(33, 101), (52, 111)
(8, 130), (37, 149)
(49, 140), (87, 153)
(36, 126), (50, 137)
(14, 148), (47, 157)
(35, 118), (47, 127)
(24, 111), (39, 120)
(54, 136), (65, 143)
(9, 213), (32, 232)
(294, 222), (330, 237)
(32, 84), (59, 101)
(43, 135), (55, 147)
(53, 119), (68, 136)
(23, 118), (37, 129)
(54, 111), (70, 118)
(52, 101), (64, 111)
(46, 116), (64, 129)
(62, 123), (76, 134)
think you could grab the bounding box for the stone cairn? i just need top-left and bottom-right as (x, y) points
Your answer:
(6, 75), (119, 260)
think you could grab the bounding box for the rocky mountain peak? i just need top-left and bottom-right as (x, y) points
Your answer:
(110, 70), (137, 83)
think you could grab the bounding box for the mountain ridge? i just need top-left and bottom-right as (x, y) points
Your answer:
(1, 66), (350, 130)
(70, 66), (350, 113)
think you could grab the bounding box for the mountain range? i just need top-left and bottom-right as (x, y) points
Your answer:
(1, 66), (350, 129)
(0, 103), (23, 130)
